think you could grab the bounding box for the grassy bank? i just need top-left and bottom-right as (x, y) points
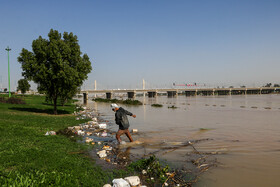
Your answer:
(0, 95), (126, 186)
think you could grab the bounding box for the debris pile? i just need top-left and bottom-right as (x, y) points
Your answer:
(67, 106), (222, 186)
(69, 107), (115, 146)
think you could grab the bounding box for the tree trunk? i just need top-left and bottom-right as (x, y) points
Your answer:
(53, 97), (58, 115)
(62, 98), (67, 106)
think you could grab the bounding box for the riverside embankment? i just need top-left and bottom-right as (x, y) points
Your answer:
(0, 95), (129, 186)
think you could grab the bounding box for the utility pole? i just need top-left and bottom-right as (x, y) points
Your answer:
(143, 79), (145, 97)
(94, 80), (97, 98)
(0, 75), (2, 91)
(5, 46), (11, 97)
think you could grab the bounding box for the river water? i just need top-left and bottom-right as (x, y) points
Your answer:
(85, 94), (280, 187)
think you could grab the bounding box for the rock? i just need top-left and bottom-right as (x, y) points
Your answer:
(124, 176), (140, 186)
(112, 178), (130, 187)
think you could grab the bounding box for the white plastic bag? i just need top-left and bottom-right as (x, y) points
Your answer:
(124, 176), (140, 186)
(112, 178), (130, 187)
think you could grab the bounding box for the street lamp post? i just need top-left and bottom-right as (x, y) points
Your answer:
(5, 46), (11, 98)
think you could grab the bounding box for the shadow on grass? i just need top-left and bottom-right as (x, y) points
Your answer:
(42, 103), (72, 107)
(9, 107), (71, 115)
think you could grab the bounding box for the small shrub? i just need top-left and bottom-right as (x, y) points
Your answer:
(122, 99), (142, 105)
(151, 104), (163, 107)
(6, 97), (26, 104)
(168, 105), (177, 109)
(128, 155), (169, 185)
(0, 97), (5, 103)
(0, 97), (26, 104)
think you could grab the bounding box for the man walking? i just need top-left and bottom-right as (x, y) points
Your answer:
(111, 103), (136, 144)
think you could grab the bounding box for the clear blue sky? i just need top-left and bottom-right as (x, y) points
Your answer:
(0, 0), (279, 90)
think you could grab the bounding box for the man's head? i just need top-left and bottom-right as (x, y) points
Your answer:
(111, 103), (119, 112)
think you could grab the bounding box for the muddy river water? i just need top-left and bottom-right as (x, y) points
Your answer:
(85, 94), (280, 187)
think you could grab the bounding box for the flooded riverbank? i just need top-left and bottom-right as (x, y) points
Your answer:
(84, 94), (280, 187)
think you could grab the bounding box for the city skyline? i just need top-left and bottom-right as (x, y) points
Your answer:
(0, 0), (280, 91)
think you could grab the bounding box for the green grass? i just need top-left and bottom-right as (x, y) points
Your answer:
(128, 155), (169, 185)
(0, 94), (126, 186)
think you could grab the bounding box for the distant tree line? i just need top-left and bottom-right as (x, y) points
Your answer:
(264, 83), (280, 87)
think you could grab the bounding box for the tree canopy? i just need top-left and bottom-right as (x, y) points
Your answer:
(18, 29), (92, 114)
(17, 79), (30, 94)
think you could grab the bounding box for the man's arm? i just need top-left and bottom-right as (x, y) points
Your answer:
(124, 109), (136, 118)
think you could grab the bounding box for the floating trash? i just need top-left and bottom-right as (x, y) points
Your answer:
(103, 145), (112, 151)
(101, 132), (108, 137)
(85, 137), (93, 143)
(98, 123), (107, 129)
(45, 131), (56, 136)
(73, 126), (81, 130)
(77, 130), (85, 136)
(97, 150), (107, 158)
(132, 129), (138, 133)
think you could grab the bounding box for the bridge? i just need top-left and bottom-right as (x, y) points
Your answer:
(80, 87), (280, 103)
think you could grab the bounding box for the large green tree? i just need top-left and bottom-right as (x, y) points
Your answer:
(18, 29), (92, 114)
(17, 79), (30, 94)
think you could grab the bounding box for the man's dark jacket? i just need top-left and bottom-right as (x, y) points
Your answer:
(115, 107), (133, 130)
